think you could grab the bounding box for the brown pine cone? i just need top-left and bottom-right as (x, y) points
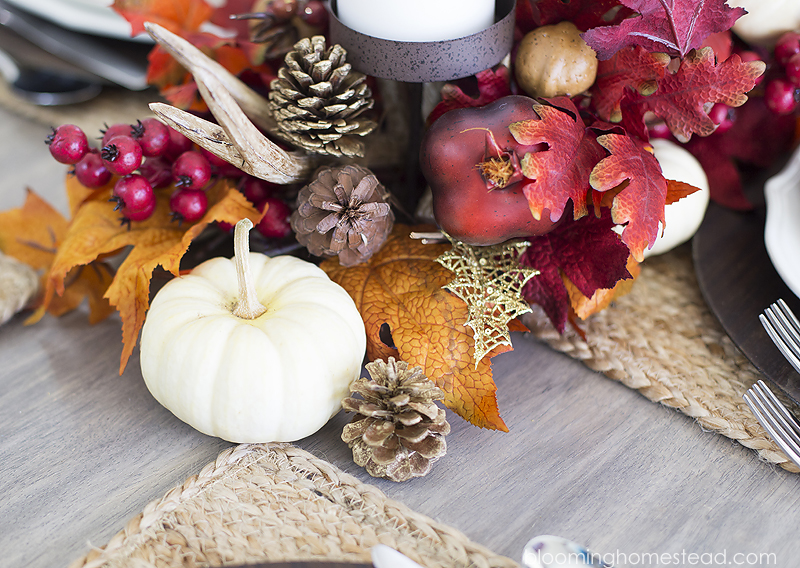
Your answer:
(341, 357), (450, 482)
(268, 35), (376, 157)
(291, 164), (394, 266)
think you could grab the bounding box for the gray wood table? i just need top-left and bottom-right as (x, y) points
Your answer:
(1, 101), (798, 568)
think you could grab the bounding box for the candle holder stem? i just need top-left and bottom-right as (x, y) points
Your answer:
(401, 81), (425, 216)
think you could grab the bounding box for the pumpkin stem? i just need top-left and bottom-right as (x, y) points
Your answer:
(232, 219), (268, 319)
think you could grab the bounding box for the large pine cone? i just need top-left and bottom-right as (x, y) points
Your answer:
(291, 164), (394, 266)
(268, 36), (377, 157)
(341, 358), (450, 482)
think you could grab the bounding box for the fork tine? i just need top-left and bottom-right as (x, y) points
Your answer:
(754, 380), (800, 445)
(744, 387), (800, 468)
(760, 313), (800, 375)
(775, 299), (800, 346)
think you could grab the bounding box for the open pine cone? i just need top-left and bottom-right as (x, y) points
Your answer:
(341, 357), (450, 482)
(291, 164), (394, 266)
(268, 35), (376, 157)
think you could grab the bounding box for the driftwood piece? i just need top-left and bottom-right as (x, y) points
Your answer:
(144, 22), (315, 185)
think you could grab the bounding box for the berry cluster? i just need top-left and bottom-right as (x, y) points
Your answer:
(45, 121), (293, 238)
(765, 31), (800, 115)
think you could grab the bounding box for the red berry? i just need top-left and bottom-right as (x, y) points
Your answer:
(172, 150), (212, 189)
(647, 121), (673, 140)
(765, 78), (798, 115)
(46, 124), (89, 164)
(786, 53), (800, 87)
(101, 123), (135, 146)
(240, 176), (277, 204)
(74, 150), (112, 188)
(165, 128), (193, 159)
(139, 156), (173, 189)
(101, 135), (143, 176)
(136, 118), (170, 157)
(169, 189), (207, 224)
(300, 0), (327, 27)
(120, 196), (157, 226)
(199, 147), (229, 168)
(256, 197), (292, 239)
(708, 103), (734, 133)
(270, 0), (298, 21)
(112, 174), (155, 213)
(775, 31), (800, 66)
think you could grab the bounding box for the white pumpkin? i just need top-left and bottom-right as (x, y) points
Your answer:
(728, 0), (800, 47)
(140, 219), (366, 443)
(643, 138), (710, 259)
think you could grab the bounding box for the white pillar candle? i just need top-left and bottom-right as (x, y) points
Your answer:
(336, 0), (495, 42)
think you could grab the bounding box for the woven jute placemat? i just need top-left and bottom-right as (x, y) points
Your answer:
(522, 245), (799, 473)
(70, 443), (518, 568)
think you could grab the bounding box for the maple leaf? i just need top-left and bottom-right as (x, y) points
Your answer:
(581, 0), (746, 60)
(427, 67), (513, 125)
(508, 97), (607, 222)
(564, 254), (640, 320)
(620, 49), (764, 142)
(322, 225), (509, 432)
(590, 134), (667, 261)
(520, 209), (632, 331)
(40, 177), (263, 374)
(0, 188), (115, 324)
(112, 0), (214, 37)
(517, 0), (635, 32)
(591, 46), (671, 123)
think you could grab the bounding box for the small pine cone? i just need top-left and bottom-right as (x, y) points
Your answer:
(341, 357), (450, 482)
(291, 164), (394, 266)
(268, 35), (377, 157)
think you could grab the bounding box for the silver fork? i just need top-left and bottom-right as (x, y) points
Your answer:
(744, 380), (800, 469)
(744, 298), (800, 468)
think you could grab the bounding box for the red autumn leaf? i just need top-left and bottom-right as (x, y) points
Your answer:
(508, 97), (606, 222)
(516, 0), (635, 33)
(591, 46), (671, 123)
(112, 0), (215, 37)
(590, 134), (667, 261)
(683, 96), (797, 210)
(520, 208), (633, 332)
(427, 67), (513, 125)
(621, 48), (765, 142)
(581, 0), (746, 60)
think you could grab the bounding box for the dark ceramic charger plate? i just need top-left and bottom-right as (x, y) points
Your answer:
(692, 175), (800, 406)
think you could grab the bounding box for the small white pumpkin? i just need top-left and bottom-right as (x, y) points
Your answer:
(727, 0), (800, 47)
(643, 138), (710, 258)
(140, 219), (366, 443)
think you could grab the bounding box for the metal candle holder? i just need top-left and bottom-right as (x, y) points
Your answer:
(327, 0), (517, 212)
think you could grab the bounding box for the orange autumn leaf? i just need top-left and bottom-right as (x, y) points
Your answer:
(0, 188), (115, 324)
(41, 176), (263, 374)
(322, 225), (509, 432)
(665, 179), (701, 205)
(112, 0), (214, 37)
(564, 255), (641, 320)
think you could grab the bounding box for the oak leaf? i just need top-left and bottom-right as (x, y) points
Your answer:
(40, 176), (262, 374)
(0, 188), (115, 324)
(590, 134), (667, 261)
(322, 225), (509, 432)
(520, 208), (633, 332)
(508, 97), (606, 222)
(581, 0), (746, 60)
(621, 48), (765, 142)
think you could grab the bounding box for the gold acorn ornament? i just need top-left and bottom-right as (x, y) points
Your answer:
(268, 35), (377, 157)
(341, 358), (450, 482)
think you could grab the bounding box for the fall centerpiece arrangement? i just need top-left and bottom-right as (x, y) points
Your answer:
(1, 0), (798, 481)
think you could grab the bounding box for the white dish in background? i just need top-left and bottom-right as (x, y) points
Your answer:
(764, 143), (800, 299)
(3, 0), (151, 41)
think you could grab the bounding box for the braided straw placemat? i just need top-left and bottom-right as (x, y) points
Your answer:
(522, 245), (799, 473)
(70, 443), (518, 568)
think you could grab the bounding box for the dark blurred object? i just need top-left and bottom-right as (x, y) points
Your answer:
(0, 0), (149, 94)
